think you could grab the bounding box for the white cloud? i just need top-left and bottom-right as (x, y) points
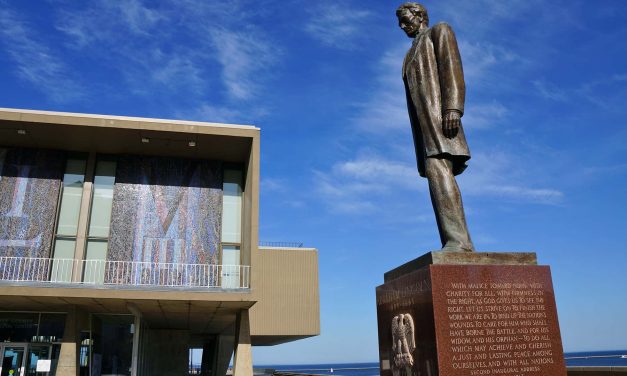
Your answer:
(531, 74), (627, 107)
(283, 199), (306, 209)
(533, 80), (568, 102)
(439, 0), (535, 36)
(331, 155), (418, 191)
(457, 39), (519, 85)
(114, 0), (165, 34)
(333, 200), (377, 214)
(352, 43), (410, 132)
(54, 0), (280, 107)
(261, 178), (287, 193)
(474, 233), (499, 245)
(459, 151), (564, 204)
(149, 54), (205, 94)
(304, 2), (371, 50)
(315, 149), (563, 218)
(176, 1), (281, 101)
(486, 186), (563, 202)
(177, 103), (266, 124)
(208, 27), (279, 100)
(55, 1), (208, 95)
(576, 74), (627, 108)
(611, 74), (627, 81)
(184, 104), (240, 124)
(313, 153), (424, 214)
(0, 8), (84, 102)
(582, 163), (627, 177)
(463, 101), (508, 130)
(56, 0), (165, 47)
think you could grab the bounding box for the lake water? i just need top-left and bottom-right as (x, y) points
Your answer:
(264, 362), (380, 376)
(564, 350), (627, 367)
(261, 350), (627, 375)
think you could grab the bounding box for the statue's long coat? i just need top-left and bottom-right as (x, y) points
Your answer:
(403, 22), (470, 177)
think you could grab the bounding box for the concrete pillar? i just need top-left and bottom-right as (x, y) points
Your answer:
(57, 307), (87, 376)
(72, 152), (96, 282)
(200, 337), (216, 376)
(213, 334), (235, 376)
(233, 310), (253, 376)
(128, 304), (142, 376)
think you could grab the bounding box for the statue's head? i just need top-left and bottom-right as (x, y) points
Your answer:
(396, 2), (429, 38)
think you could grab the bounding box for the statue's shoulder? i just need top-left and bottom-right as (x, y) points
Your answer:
(431, 22), (455, 34)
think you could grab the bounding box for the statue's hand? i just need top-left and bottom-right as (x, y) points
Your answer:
(443, 110), (461, 139)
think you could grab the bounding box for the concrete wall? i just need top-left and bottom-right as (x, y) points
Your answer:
(250, 247), (320, 345)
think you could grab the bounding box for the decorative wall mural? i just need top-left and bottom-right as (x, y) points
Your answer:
(391, 313), (416, 376)
(0, 147), (65, 258)
(108, 155), (223, 267)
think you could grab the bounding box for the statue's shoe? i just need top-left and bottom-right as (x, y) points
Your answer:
(440, 245), (474, 253)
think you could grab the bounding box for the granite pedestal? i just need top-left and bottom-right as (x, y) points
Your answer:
(376, 252), (567, 376)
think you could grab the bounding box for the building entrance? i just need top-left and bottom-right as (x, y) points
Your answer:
(0, 344), (51, 376)
(0, 344), (25, 376)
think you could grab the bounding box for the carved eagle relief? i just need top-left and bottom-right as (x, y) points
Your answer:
(391, 313), (416, 370)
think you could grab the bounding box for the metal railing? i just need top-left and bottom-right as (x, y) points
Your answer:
(259, 241), (303, 248)
(0, 256), (250, 289)
(0, 256), (74, 283)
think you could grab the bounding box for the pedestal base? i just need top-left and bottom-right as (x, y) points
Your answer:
(376, 252), (567, 376)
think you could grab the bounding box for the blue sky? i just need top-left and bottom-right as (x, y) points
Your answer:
(1, 0), (626, 365)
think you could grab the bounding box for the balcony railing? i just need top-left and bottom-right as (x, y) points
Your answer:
(259, 241), (304, 248)
(0, 256), (250, 289)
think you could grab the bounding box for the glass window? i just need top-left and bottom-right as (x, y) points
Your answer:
(0, 313), (38, 342)
(37, 313), (66, 343)
(79, 331), (90, 375)
(52, 155), (87, 282)
(51, 239), (75, 282)
(88, 159), (116, 238)
(0, 147), (6, 174)
(82, 157), (117, 284)
(56, 158), (87, 236)
(27, 345), (51, 376)
(221, 245), (240, 288)
(83, 240), (108, 284)
(52, 239), (75, 260)
(221, 169), (242, 244)
(2, 346), (25, 376)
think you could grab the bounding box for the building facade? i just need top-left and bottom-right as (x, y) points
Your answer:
(0, 108), (320, 376)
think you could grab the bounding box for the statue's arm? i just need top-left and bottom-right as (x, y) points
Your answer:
(433, 23), (465, 138)
(404, 79), (420, 131)
(404, 77), (427, 174)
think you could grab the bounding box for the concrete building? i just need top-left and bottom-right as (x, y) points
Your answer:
(0, 108), (320, 376)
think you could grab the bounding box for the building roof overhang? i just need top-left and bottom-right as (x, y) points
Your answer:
(0, 284), (255, 335)
(0, 108), (259, 163)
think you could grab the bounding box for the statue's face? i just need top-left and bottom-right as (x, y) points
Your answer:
(397, 10), (420, 38)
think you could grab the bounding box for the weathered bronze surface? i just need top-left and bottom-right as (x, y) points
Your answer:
(397, 3), (474, 252)
(384, 252), (538, 283)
